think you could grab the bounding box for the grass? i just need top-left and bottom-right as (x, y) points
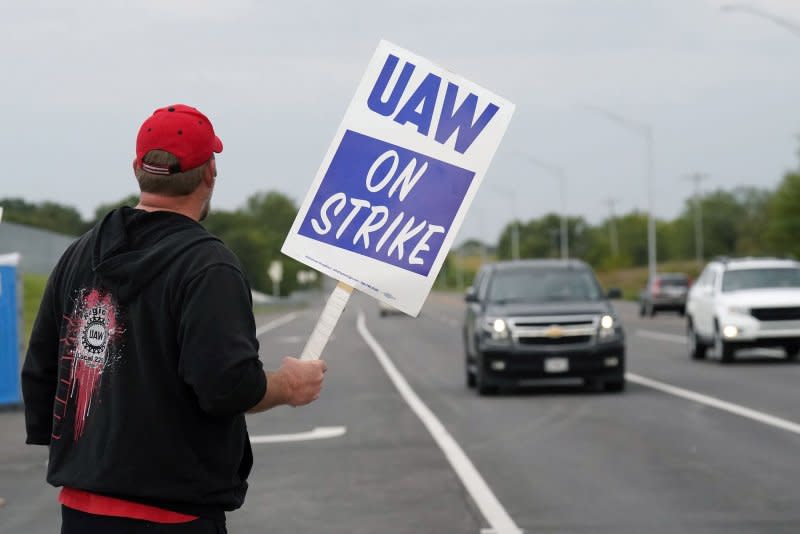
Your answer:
(23, 273), (48, 348)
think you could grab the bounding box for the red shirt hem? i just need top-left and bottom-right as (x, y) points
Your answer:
(59, 487), (199, 524)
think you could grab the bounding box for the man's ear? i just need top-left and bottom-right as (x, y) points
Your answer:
(204, 159), (217, 187)
(132, 158), (138, 172)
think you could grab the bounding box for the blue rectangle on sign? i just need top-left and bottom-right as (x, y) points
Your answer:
(298, 130), (475, 276)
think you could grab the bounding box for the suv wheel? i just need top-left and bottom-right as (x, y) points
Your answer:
(784, 343), (799, 361)
(687, 321), (707, 360)
(714, 321), (735, 363)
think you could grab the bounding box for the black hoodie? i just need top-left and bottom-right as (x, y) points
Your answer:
(21, 207), (267, 520)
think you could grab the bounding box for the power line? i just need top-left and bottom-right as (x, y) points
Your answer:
(721, 4), (800, 38)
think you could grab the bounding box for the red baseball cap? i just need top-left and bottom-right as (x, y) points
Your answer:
(135, 104), (223, 174)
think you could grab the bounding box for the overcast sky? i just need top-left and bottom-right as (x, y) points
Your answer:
(2, 0), (798, 244)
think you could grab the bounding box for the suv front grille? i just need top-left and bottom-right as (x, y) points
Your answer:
(518, 335), (592, 345)
(508, 315), (597, 344)
(514, 319), (592, 327)
(751, 307), (800, 321)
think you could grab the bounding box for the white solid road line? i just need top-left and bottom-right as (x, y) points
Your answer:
(626, 373), (800, 436)
(255, 312), (299, 337)
(636, 329), (687, 344)
(357, 312), (522, 534)
(250, 426), (347, 444)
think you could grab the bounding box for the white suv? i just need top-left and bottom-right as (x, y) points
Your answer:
(686, 257), (800, 362)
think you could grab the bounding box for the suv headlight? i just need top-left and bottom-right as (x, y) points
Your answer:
(598, 314), (619, 342)
(483, 317), (510, 340)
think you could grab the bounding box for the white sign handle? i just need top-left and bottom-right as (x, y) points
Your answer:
(300, 282), (353, 360)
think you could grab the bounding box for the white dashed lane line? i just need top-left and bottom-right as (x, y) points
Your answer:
(255, 312), (299, 337)
(250, 427), (347, 444)
(626, 373), (800, 436)
(632, 329), (800, 436)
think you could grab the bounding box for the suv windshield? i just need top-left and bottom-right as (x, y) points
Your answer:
(721, 267), (800, 292)
(488, 268), (603, 303)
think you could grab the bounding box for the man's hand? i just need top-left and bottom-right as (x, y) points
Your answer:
(247, 357), (327, 413)
(277, 357), (327, 407)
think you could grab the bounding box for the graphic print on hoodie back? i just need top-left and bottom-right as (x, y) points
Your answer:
(53, 288), (124, 442)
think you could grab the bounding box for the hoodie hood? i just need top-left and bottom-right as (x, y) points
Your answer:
(91, 207), (220, 302)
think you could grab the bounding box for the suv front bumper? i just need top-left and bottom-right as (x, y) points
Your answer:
(478, 339), (625, 383)
(717, 314), (800, 343)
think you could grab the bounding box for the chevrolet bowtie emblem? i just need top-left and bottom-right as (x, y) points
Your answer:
(545, 325), (563, 338)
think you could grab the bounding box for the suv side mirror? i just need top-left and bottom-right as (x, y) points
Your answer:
(606, 288), (622, 300)
(465, 287), (478, 303)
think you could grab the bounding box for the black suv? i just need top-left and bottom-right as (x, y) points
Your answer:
(463, 260), (625, 395)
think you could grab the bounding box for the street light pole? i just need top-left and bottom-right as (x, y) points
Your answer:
(523, 156), (569, 260)
(559, 173), (568, 261)
(585, 106), (657, 282)
(604, 197), (620, 256)
(645, 125), (656, 283)
(685, 173), (708, 265)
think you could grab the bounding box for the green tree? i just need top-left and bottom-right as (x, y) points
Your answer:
(204, 191), (313, 296)
(733, 187), (771, 255)
(766, 170), (800, 258)
(497, 214), (588, 261)
(90, 194), (140, 226)
(0, 197), (86, 236)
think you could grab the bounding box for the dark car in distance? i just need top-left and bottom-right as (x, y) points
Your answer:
(463, 260), (626, 395)
(639, 273), (690, 317)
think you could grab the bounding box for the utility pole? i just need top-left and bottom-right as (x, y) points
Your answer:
(604, 198), (620, 257)
(686, 173), (708, 265)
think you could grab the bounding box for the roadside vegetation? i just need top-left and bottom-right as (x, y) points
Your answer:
(22, 273), (47, 347)
(5, 145), (799, 306)
(437, 146), (799, 293)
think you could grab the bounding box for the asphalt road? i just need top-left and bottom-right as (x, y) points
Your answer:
(2, 292), (799, 533)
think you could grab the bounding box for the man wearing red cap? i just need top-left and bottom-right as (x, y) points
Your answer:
(22, 105), (327, 533)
